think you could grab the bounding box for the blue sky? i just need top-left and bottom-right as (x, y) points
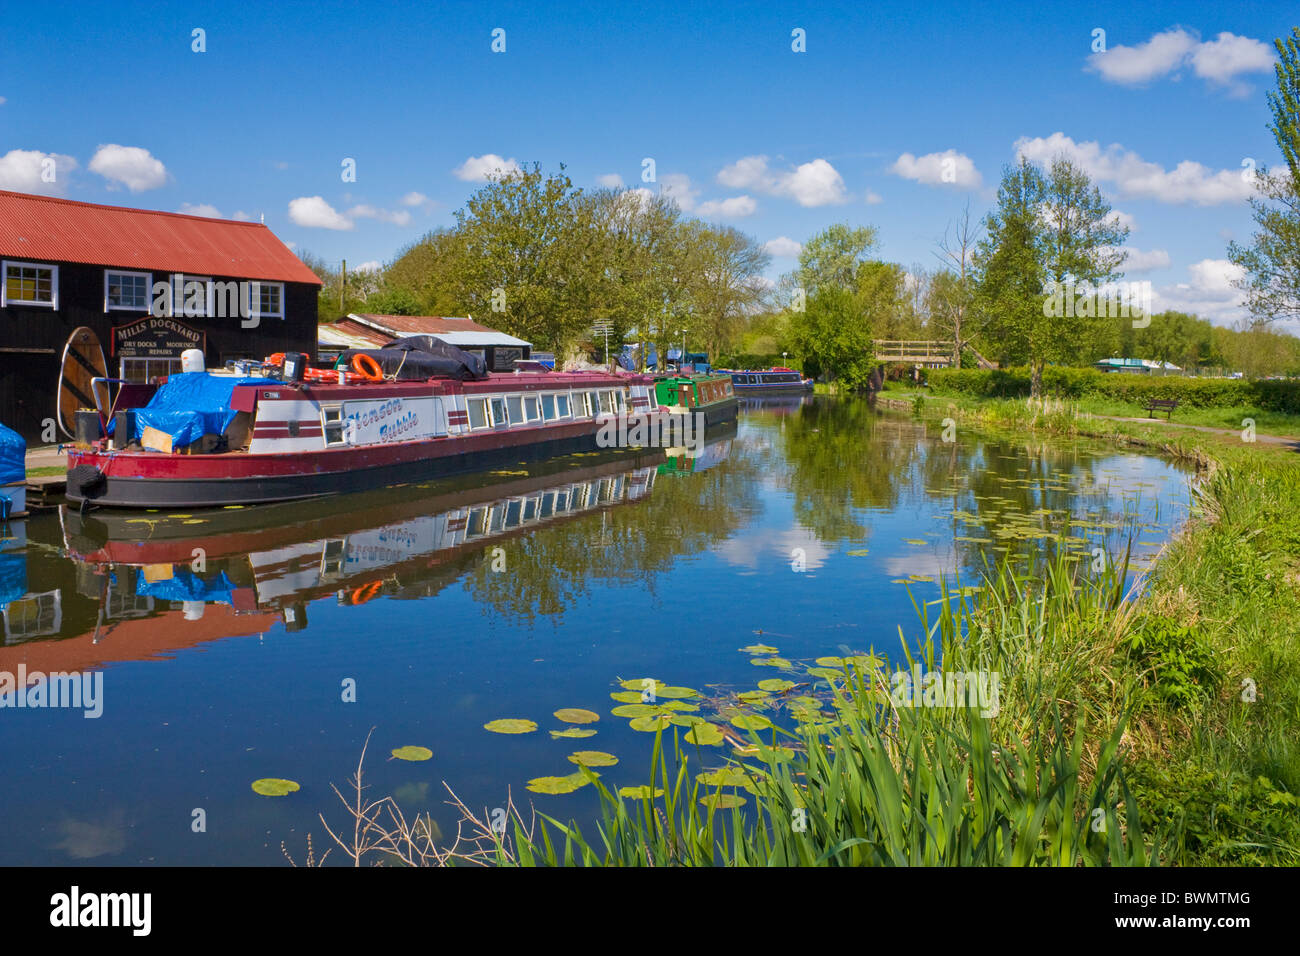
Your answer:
(2, 0), (1295, 327)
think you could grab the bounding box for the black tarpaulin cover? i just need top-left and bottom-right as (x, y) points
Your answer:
(340, 336), (489, 381)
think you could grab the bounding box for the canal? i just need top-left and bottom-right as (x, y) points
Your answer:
(0, 397), (1191, 864)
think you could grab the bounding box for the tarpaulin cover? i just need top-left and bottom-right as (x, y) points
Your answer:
(0, 422), (25, 486)
(129, 373), (262, 448)
(0, 551), (25, 605)
(134, 567), (235, 604)
(340, 336), (489, 381)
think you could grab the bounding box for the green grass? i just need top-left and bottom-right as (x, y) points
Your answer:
(25, 466), (63, 478)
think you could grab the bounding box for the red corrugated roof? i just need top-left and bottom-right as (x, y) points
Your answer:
(0, 190), (321, 284)
(350, 313), (507, 335)
(322, 317), (393, 347)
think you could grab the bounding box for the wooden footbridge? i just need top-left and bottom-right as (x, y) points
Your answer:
(874, 340), (997, 370)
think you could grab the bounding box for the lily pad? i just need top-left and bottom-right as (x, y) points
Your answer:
(251, 778), (300, 797)
(685, 723), (726, 746)
(846, 549), (870, 556)
(553, 708), (600, 724)
(390, 746), (433, 762)
(629, 714), (675, 732)
(751, 657), (792, 668)
(661, 700), (699, 712)
(669, 714), (707, 727)
(525, 771), (596, 795)
(731, 714), (774, 731)
(652, 686), (700, 699)
(758, 679), (796, 693)
(698, 766), (750, 787)
(549, 727), (598, 739)
(611, 703), (665, 718)
(739, 644), (779, 654)
(619, 786), (665, 800)
(567, 750), (619, 767)
(484, 718), (538, 735)
(609, 691), (644, 703)
(700, 793), (747, 809)
(737, 690), (771, 704)
(618, 677), (664, 692)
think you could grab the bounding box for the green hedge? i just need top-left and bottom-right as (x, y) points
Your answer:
(927, 367), (1300, 414)
(713, 353), (792, 370)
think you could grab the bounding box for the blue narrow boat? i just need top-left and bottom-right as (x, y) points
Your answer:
(721, 367), (813, 394)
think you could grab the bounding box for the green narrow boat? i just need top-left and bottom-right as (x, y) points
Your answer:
(652, 373), (738, 427)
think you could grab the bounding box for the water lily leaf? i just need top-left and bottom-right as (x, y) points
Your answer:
(251, 778), (300, 797)
(653, 686), (700, 699)
(661, 700), (699, 712)
(549, 727), (598, 739)
(684, 723), (725, 746)
(739, 644), (779, 654)
(753, 744), (796, 763)
(815, 656), (845, 668)
(629, 714), (675, 732)
(698, 766), (750, 787)
(751, 657), (792, 668)
(737, 690), (771, 703)
(806, 667), (842, 679)
(390, 746), (432, 762)
(609, 691), (643, 703)
(758, 679), (796, 693)
(700, 793), (747, 809)
(566, 750), (619, 768)
(669, 714), (707, 727)
(553, 708), (600, 724)
(731, 714), (773, 731)
(846, 549), (870, 556)
(618, 677), (664, 692)
(611, 703), (666, 718)
(619, 786), (665, 799)
(526, 771), (596, 795)
(484, 718), (537, 734)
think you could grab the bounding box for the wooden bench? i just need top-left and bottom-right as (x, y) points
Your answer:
(1143, 398), (1179, 421)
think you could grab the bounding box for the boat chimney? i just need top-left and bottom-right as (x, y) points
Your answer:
(181, 348), (206, 373)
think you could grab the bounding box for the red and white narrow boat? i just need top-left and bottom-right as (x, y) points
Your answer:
(65, 345), (668, 508)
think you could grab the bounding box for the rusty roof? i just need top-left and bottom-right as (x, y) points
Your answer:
(0, 190), (321, 284)
(349, 313), (512, 335)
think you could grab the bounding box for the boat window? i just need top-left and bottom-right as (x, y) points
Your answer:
(490, 397), (507, 427)
(557, 393), (571, 418)
(321, 405), (347, 446)
(523, 497), (539, 521)
(490, 506), (506, 533)
(646, 388), (658, 409)
(524, 395), (541, 422)
(467, 507), (489, 536)
(541, 394), (556, 421)
(467, 398), (489, 430)
(598, 390), (615, 414)
(506, 395), (524, 424)
(539, 492), (555, 519)
(504, 500), (523, 528)
(320, 539), (347, 578)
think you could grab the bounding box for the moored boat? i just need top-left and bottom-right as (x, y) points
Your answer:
(721, 366), (814, 394)
(651, 372), (738, 427)
(66, 341), (671, 508)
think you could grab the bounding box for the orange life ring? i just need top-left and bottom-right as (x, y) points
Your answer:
(264, 352), (285, 366)
(351, 353), (384, 381)
(350, 580), (383, 605)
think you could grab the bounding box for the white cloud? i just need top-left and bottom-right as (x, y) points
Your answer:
(597, 173), (625, 188)
(177, 202), (221, 218)
(1014, 132), (1253, 205)
(347, 204), (412, 226)
(400, 191), (429, 207)
(1110, 246), (1171, 273)
(864, 189), (883, 205)
(659, 172), (698, 211)
(763, 236), (802, 257)
(0, 149), (78, 195)
(0, 97), (6, 106)
(88, 144), (167, 191)
(716, 155), (849, 206)
(232, 210), (253, 222)
(1152, 258), (1246, 324)
(1106, 209), (1137, 232)
(1087, 29), (1273, 93)
(697, 195), (757, 218)
(288, 196), (353, 230)
(453, 153), (520, 181)
(889, 149), (982, 188)
(355, 260), (383, 273)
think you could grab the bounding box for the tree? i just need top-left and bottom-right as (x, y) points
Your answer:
(680, 222), (771, 360)
(931, 203), (982, 367)
(794, 223), (879, 297)
(975, 157), (1128, 396)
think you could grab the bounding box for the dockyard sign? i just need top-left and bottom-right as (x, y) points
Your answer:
(111, 316), (206, 358)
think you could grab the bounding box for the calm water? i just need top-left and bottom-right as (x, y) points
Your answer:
(0, 397), (1191, 865)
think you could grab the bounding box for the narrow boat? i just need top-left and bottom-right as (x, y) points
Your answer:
(652, 372), (738, 427)
(65, 339), (671, 508)
(721, 367), (814, 394)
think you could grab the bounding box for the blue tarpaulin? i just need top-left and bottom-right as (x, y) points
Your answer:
(127, 372), (261, 448)
(134, 567), (236, 604)
(0, 423), (25, 486)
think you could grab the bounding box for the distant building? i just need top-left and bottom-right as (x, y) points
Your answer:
(0, 190), (320, 440)
(1093, 358), (1182, 375)
(319, 313), (531, 371)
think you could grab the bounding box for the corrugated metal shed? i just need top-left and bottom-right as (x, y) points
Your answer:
(0, 190), (321, 284)
(347, 313), (530, 346)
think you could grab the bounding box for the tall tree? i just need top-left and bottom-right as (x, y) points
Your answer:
(678, 222), (771, 361)
(931, 203), (982, 367)
(1228, 28), (1300, 323)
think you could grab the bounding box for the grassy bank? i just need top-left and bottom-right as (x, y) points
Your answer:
(301, 396), (1300, 866)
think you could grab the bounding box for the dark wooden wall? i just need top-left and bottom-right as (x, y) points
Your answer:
(0, 260), (318, 441)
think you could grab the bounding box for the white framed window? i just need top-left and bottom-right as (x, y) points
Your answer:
(598, 390), (615, 414)
(524, 395), (541, 422)
(170, 274), (212, 317)
(2, 260), (58, 308)
(251, 281), (284, 320)
(646, 388), (658, 409)
(120, 357), (183, 383)
(467, 398), (489, 430)
(541, 394), (557, 421)
(321, 405), (346, 446)
(489, 396), (507, 427)
(104, 270), (151, 311)
(506, 395), (524, 424)
(556, 393), (571, 418)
